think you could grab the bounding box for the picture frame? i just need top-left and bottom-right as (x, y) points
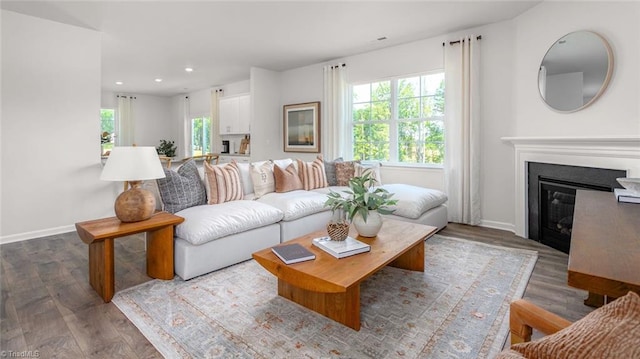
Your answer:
(283, 101), (321, 153)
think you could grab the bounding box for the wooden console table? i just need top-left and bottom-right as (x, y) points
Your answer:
(568, 190), (640, 307)
(75, 212), (184, 302)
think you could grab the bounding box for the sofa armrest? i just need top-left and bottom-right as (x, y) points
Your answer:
(509, 299), (572, 345)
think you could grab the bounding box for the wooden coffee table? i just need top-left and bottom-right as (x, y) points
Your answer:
(252, 218), (437, 330)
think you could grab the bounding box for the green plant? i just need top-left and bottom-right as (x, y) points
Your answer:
(156, 139), (177, 157)
(324, 170), (397, 223)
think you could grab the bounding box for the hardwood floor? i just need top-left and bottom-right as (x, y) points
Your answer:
(0, 223), (593, 357)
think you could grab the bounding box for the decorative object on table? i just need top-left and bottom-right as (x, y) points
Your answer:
(239, 135), (250, 155)
(271, 243), (316, 265)
(100, 146), (166, 222)
(614, 188), (640, 204)
(283, 101), (320, 153)
(616, 177), (640, 196)
(324, 170), (397, 237)
(312, 236), (370, 258)
(156, 139), (177, 158)
(326, 209), (349, 241)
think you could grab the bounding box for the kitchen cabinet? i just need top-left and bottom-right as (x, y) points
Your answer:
(219, 94), (250, 135)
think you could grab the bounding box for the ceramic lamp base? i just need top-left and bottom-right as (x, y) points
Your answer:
(114, 181), (156, 222)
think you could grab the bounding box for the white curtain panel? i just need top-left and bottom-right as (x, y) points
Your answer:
(116, 95), (135, 146)
(182, 96), (191, 157)
(210, 89), (222, 154)
(323, 64), (347, 160)
(444, 36), (481, 225)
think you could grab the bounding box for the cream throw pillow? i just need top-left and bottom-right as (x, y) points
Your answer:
(355, 162), (383, 185)
(297, 155), (328, 190)
(250, 160), (275, 198)
(203, 161), (243, 204)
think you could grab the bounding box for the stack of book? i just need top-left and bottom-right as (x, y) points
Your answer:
(614, 188), (640, 204)
(312, 236), (371, 259)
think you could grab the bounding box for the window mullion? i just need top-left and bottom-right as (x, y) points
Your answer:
(389, 80), (398, 163)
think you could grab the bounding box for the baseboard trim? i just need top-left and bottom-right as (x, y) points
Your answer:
(479, 220), (515, 233)
(0, 225), (76, 244)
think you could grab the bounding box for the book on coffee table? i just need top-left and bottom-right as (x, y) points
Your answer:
(312, 236), (371, 259)
(271, 243), (316, 264)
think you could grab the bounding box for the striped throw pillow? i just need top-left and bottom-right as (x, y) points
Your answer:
(204, 161), (243, 204)
(297, 155), (328, 190)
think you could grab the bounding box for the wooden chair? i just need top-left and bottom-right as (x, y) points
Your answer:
(509, 299), (572, 344)
(188, 153), (219, 165)
(157, 156), (173, 169)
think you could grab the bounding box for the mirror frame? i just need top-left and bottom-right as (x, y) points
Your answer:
(538, 31), (614, 113)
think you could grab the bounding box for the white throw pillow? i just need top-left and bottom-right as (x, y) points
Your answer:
(355, 161), (383, 185)
(250, 160), (275, 198)
(235, 161), (254, 196)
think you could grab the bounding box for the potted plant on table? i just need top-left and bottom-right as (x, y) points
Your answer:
(324, 170), (397, 238)
(156, 139), (177, 158)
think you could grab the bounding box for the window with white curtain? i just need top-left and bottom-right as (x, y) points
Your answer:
(190, 116), (211, 156)
(348, 71), (445, 165)
(100, 108), (115, 155)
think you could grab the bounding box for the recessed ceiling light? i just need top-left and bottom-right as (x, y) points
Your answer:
(115, 81), (123, 85)
(185, 67), (194, 72)
(155, 78), (163, 82)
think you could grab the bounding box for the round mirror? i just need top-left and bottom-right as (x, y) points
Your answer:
(538, 31), (613, 112)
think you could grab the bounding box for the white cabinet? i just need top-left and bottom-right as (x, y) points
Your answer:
(219, 94), (250, 135)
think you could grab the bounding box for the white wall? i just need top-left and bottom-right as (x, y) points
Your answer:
(250, 67), (282, 161)
(513, 1), (640, 137)
(1, 10), (113, 242)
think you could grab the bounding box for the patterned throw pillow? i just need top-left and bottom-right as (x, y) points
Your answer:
(156, 159), (206, 213)
(203, 161), (243, 204)
(274, 163), (303, 193)
(509, 291), (640, 359)
(334, 160), (358, 186)
(324, 157), (343, 186)
(355, 162), (383, 185)
(297, 155), (328, 190)
(250, 161), (275, 198)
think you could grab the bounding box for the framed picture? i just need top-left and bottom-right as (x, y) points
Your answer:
(283, 101), (321, 153)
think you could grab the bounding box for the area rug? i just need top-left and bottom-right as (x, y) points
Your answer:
(113, 235), (537, 358)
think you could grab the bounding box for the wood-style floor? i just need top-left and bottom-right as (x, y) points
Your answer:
(0, 223), (593, 357)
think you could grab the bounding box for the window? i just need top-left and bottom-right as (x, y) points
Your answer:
(349, 72), (445, 165)
(191, 116), (211, 156)
(100, 109), (115, 155)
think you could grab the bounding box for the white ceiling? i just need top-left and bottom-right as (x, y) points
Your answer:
(2, 1), (540, 97)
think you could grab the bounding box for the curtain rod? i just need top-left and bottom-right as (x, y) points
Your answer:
(330, 63), (346, 69)
(442, 35), (482, 46)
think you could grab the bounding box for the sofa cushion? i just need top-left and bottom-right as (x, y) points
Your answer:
(324, 157), (343, 186)
(297, 155), (328, 190)
(235, 162), (254, 197)
(156, 159), (206, 213)
(175, 200), (284, 245)
(380, 184), (447, 219)
(508, 291), (640, 359)
(274, 163), (303, 193)
(256, 190), (330, 221)
(250, 160), (275, 198)
(204, 161), (243, 204)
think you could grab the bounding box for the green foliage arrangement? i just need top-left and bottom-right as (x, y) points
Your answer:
(324, 170), (398, 223)
(156, 139), (177, 157)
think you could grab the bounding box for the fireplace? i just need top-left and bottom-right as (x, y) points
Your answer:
(527, 162), (625, 253)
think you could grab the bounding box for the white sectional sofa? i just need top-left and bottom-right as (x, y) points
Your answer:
(154, 158), (448, 280)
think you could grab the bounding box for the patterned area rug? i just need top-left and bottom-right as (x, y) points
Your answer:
(113, 235), (537, 358)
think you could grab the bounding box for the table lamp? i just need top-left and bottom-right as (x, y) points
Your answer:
(100, 146), (166, 222)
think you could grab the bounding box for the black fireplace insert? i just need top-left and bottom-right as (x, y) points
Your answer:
(527, 163), (625, 254)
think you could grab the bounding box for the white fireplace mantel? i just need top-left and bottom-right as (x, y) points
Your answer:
(501, 136), (640, 238)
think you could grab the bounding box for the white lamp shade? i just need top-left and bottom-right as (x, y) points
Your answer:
(100, 146), (166, 181)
